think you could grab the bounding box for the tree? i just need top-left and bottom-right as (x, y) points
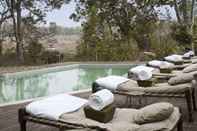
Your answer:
(0, 0), (70, 64)
(0, 0), (11, 56)
(172, 0), (196, 51)
(72, 0), (162, 51)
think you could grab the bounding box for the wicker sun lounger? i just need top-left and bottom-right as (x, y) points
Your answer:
(129, 63), (197, 82)
(92, 80), (197, 122)
(18, 104), (183, 131)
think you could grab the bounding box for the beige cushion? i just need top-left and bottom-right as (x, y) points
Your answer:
(134, 103), (174, 124)
(192, 59), (197, 64)
(168, 71), (197, 85)
(183, 64), (197, 73)
(118, 80), (190, 93)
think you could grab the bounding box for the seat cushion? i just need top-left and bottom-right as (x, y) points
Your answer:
(192, 59), (197, 64)
(134, 102), (174, 124)
(183, 64), (197, 73)
(118, 80), (190, 93)
(168, 71), (197, 85)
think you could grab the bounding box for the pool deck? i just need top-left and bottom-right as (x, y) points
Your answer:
(1, 90), (197, 131)
(0, 62), (197, 131)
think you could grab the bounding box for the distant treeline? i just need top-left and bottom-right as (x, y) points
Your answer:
(57, 26), (82, 35)
(48, 22), (81, 36)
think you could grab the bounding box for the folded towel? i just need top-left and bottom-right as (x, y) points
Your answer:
(88, 89), (114, 111)
(129, 66), (154, 80)
(95, 75), (129, 90)
(148, 60), (174, 69)
(183, 51), (194, 58)
(137, 70), (152, 80)
(26, 94), (88, 120)
(164, 54), (183, 62)
(130, 65), (155, 73)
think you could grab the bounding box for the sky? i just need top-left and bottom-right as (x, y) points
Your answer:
(45, 2), (81, 28)
(44, 3), (177, 28)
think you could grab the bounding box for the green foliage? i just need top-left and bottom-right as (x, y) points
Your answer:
(171, 23), (192, 46)
(150, 32), (181, 59)
(25, 39), (44, 64)
(41, 50), (63, 64)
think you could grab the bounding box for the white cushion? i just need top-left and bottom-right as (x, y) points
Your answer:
(26, 94), (88, 120)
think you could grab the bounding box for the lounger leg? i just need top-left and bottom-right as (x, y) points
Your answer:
(185, 90), (193, 122)
(177, 114), (183, 131)
(59, 127), (65, 131)
(18, 108), (27, 131)
(192, 87), (197, 111)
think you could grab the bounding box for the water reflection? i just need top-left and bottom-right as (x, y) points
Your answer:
(74, 68), (128, 91)
(0, 75), (49, 103)
(0, 67), (129, 104)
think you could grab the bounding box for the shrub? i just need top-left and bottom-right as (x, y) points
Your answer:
(150, 33), (181, 59)
(25, 39), (44, 64)
(41, 50), (63, 64)
(171, 23), (192, 46)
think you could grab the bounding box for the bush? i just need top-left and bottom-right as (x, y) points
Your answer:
(41, 50), (64, 64)
(25, 39), (44, 64)
(150, 33), (181, 59)
(76, 38), (139, 61)
(171, 23), (192, 46)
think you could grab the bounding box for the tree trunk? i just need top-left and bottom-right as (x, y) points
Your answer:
(16, 0), (24, 63)
(190, 0), (195, 23)
(182, 0), (189, 25)
(0, 24), (2, 56)
(174, 0), (182, 24)
(0, 40), (2, 56)
(190, 0), (195, 54)
(10, 0), (24, 64)
(16, 2), (24, 63)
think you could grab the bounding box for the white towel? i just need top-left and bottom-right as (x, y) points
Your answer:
(164, 54), (183, 62)
(130, 65), (155, 73)
(26, 94), (88, 120)
(88, 89), (114, 111)
(137, 70), (152, 80)
(95, 75), (129, 90)
(183, 51), (194, 58)
(148, 60), (174, 69)
(129, 65), (154, 80)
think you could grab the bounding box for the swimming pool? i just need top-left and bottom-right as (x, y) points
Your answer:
(0, 64), (136, 104)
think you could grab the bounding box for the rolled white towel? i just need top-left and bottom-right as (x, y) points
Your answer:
(148, 60), (174, 69)
(130, 65), (155, 73)
(130, 65), (154, 80)
(164, 54), (183, 62)
(148, 60), (162, 68)
(137, 70), (152, 80)
(159, 61), (174, 69)
(95, 75), (129, 91)
(183, 51), (194, 58)
(88, 89), (114, 111)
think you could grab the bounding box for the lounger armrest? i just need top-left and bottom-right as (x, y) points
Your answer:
(153, 73), (176, 77)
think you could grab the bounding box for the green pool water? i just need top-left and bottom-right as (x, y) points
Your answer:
(0, 65), (134, 104)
